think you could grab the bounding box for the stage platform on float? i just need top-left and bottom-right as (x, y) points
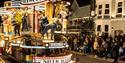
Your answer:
(21, 31), (32, 35)
(55, 31), (67, 34)
(42, 39), (54, 43)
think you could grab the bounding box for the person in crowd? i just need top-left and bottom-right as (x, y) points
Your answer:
(93, 38), (99, 58)
(107, 36), (112, 58)
(97, 38), (104, 58)
(120, 42), (125, 61)
(67, 33), (125, 62)
(83, 38), (88, 55)
(87, 37), (93, 54)
(112, 42), (120, 63)
(119, 47), (123, 57)
(102, 39), (108, 59)
(74, 38), (78, 51)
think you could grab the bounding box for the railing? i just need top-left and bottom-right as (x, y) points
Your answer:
(0, 57), (5, 63)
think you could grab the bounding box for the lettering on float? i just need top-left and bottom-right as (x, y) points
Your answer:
(33, 54), (72, 63)
(41, 60), (63, 63)
(49, 43), (63, 47)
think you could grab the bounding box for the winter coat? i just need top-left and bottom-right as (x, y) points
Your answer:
(93, 41), (99, 50)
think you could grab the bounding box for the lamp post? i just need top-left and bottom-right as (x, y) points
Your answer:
(111, 27), (114, 38)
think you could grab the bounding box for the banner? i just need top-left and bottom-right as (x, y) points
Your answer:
(33, 54), (72, 63)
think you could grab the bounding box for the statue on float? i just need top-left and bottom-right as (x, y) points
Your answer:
(2, 14), (13, 35)
(40, 17), (57, 40)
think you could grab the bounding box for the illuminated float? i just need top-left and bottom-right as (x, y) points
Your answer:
(9, 0), (72, 63)
(0, 8), (14, 42)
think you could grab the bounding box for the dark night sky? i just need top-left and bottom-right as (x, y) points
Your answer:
(76, 0), (90, 7)
(63, 0), (91, 7)
(0, 0), (10, 7)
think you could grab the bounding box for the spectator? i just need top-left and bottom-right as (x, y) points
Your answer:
(102, 39), (108, 59)
(112, 43), (120, 63)
(83, 38), (88, 55)
(93, 38), (98, 58)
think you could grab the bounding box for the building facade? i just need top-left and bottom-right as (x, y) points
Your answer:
(95, 0), (125, 36)
(4, 1), (11, 8)
(68, 0), (95, 34)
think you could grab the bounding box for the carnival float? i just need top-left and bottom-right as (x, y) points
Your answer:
(0, 0), (72, 63)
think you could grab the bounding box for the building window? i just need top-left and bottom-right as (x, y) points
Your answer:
(117, 8), (122, 13)
(118, 2), (122, 7)
(97, 16), (102, 19)
(104, 15), (110, 19)
(97, 25), (101, 31)
(105, 4), (110, 15)
(4, 4), (6, 6)
(8, 3), (11, 6)
(99, 5), (102, 9)
(117, 2), (122, 13)
(105, 4), (109, 8)
(98, 10), (102, 14)
(105, 25), (108, 31)
(116, 14), (122, 18)
(105, 9), (109, 14)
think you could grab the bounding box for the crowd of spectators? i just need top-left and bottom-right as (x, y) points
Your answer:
(67, 33), (125, 63)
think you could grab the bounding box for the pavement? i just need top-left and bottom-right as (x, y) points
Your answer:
(0, 57), (5, 63)
(70, 51), (124, 63)
(0, 55), (22, 63)
(0, 51), (124, 63)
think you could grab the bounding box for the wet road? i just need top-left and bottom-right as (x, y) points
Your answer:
(0, 55), (22, 63)
(72, 54), (112, 63)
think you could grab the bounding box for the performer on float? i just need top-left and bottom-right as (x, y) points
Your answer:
(14, 10), (23, 36)
(2, 14), (13, 36)
(22, 13), (30, 32)
(59, 4), (68, 32)
(0, 15), (3, 33)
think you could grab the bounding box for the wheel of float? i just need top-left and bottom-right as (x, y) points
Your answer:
(56, 24), (62, 31)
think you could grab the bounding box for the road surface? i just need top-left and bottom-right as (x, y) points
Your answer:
(72, 54), (112, 63)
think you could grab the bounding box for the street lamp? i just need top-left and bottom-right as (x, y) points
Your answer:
(111, 27), (114, 37)
(66, 2), (71, 5)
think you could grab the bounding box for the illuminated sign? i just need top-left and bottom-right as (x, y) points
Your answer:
(49, 43), (64, 47)
(33, 54), (72, 63)
(35, 5), (45, 11)
(11, 1), (21, 7)
(21, 0), (47, 4)
(0, 11), (11, 14)
(0, 40), (5, 47)
(11, 43), (20, 46)
(49, 43), (69, 48)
